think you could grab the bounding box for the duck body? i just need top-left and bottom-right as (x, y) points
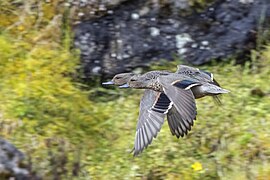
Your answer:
(127, 69), (228, 99)
(102, 65), (230, 156)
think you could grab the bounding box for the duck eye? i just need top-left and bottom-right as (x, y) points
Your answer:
(115, 77), (120, 79)
(130, 79), (136, 82)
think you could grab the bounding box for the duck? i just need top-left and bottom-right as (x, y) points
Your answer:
(103, 66), (229, 156)
(102, 73), (192, 151)
(120, 71), (197, 155)
(125, 70), (229, 155)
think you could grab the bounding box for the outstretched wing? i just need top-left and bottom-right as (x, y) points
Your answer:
(133, 90), (168, 156)
(158, 76), (197, 126)
(176, 65), (214, 83)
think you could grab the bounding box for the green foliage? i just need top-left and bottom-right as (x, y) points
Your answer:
(0, 0), (270, 179)
(0, 32), (95, 178)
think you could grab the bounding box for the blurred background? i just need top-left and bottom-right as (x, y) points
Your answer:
(0, 0), (270, 179)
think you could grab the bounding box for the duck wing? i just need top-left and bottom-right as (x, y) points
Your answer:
(158, 75), (197, 130)
(151, 92), (194, 138)
(176, 65), (199, 74)
(133, 90), (171, 156)
(176, 65), (214, 82)
(167, 106), (194, 138)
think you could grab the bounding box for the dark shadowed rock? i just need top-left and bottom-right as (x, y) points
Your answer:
(74, 0), (270, 78)
(184, 0), (270, 65)
(0, 138), (29, 179)
(0, 138), (40, 180)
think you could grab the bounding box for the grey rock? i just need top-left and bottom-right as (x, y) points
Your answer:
(70, 0), (129, 21)
(0, 138), (41, 180)
(74, 0), (270, 78)
(0, 138), (29, 179)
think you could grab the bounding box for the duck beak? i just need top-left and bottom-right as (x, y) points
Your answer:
(102, 81), (114, 85)
(119, 84), (129, 88)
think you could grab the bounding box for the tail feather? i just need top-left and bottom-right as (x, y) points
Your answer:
(212, 95), (222, 106)
(203, 84), (230, 94)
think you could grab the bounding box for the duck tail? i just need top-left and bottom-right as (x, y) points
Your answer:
(203, 84), (230, 95)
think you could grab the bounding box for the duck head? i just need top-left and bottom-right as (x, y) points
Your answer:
(102, 73), (135, 86)
(126, 71), (167, 89)
(125, 75), (148, 89)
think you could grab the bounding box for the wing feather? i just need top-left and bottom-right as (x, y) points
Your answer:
(133, 90), (166, 156)
(167, 105), (195, 138)
(158, 76), (197, 128)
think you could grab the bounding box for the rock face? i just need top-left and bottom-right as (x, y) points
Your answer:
(74, 0), (270, 78)
(0, 139), (33, 179)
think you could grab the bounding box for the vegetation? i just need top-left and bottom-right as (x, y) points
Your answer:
(0, 0), (270, 179)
